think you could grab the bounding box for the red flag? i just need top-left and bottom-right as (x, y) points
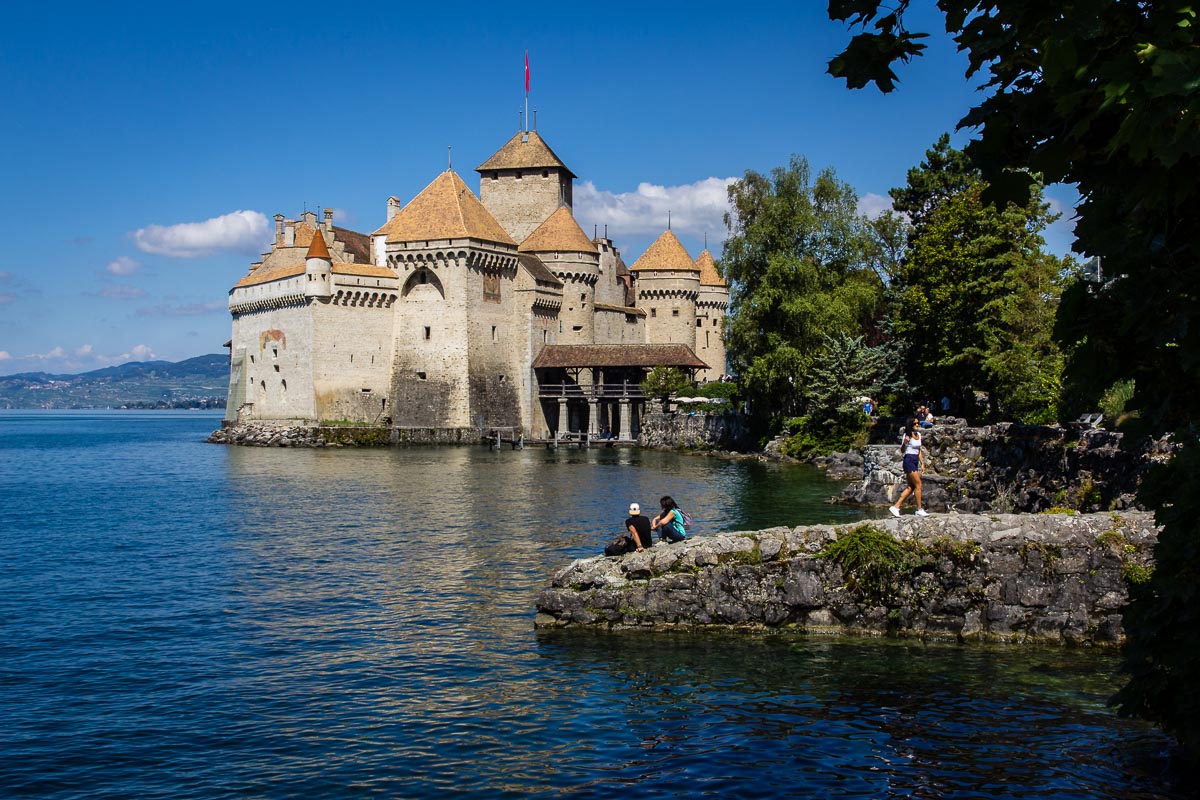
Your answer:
(525, 51), (529, 94)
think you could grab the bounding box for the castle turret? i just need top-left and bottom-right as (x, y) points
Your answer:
(694, 249), (729, 381)
(629, 230), (703, 355)
(520, 207), (598, 343)
(304, 225), (333, 300)
(476, 131), (576, 244)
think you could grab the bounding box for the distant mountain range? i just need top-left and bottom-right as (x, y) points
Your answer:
(0, 354), (229, 409)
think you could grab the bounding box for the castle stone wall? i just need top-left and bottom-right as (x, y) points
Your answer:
(228, 285), (315, 421)
(311, 297), (394, 424)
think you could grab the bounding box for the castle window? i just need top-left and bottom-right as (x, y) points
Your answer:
(516, 171), (523, 180)
(542, 170), (549, 178)
(424, 326), (431, 340)
(491, 172), (498, 180)
(492, 325), (497, 342)
(281, 379), (286, 394)
(274, 364), (280, 372)
(350, 354), (354, 363)
(361, 388), (371, 393)
(543, 330), (548, 343)
(672, 309), (680, 317)
(651, 308), (657, 317)
(417, 371), (427, 380)
(713, 318), (718, 326)
(273, 348), (278, 357)
(250, 355), (255, 363)
(499, 374), (507, 383)
(696, 319), (702, 327)
(580, 293), (586, 303)
(706, 331), (710, 348)
(572, 325), (583, 332)
(260, 380), (266, 393)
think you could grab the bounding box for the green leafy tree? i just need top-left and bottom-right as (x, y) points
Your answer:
(829, 0), (1200, 757)
(640, 367), (691, 405)
(805, 333), (887, 420)
(895, 175), (1067, 422)
(721, 155), (885, 418)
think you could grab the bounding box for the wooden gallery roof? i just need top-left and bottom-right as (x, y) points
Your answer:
(533, 344), (709, 370)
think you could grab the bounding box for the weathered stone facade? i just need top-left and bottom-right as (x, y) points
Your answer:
(536, 511), (1156, 646)
(220, 128), (730, 442)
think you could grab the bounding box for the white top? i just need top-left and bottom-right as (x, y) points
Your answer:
(903, 432), (922, 456)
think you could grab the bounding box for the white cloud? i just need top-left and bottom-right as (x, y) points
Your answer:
(132, 210), (271, 258)
(106, 256), (142, 275)
(858, 192), (895, 219)
(574, 177), (736, 241)
(96, 344), (157, 366)
(0, 351), (10, 361)
(75, 344), (93, 357)
(28, 346), (66, 360)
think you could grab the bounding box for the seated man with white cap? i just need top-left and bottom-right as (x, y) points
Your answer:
(625, 502), (652, 553)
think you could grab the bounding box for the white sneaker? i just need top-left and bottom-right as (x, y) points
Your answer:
(916, 508), (930, 517)
(888, 506), (901, 518)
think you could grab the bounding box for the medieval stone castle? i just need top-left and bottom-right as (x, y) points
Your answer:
(223, 127), (728, 440)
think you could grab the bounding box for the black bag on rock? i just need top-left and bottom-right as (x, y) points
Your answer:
(604, 536), (633, 557)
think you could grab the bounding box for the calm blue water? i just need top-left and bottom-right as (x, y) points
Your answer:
(0, 411), (1187, 799)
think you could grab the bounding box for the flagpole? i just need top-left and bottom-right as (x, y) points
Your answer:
(524, 51), (529, 133)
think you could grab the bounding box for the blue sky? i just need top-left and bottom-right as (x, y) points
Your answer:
(0, 1), (1078, 376)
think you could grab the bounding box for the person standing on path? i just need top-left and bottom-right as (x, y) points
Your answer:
(890, 420), (929, 517)
(625, 503), (652, 552)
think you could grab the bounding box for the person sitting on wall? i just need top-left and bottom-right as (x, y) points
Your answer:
(651, 496), (687, 544)
(921, 407), (935, 428)
(625, 502), (652, 553)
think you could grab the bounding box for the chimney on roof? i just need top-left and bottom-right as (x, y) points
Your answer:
(323, 208), (333, 233)
(387, 196), (401, 222)
(274, 214), (284, 245)
(284, 220), (295, 247)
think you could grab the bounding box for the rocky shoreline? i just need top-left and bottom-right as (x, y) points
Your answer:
(536, 511), (1156, 646)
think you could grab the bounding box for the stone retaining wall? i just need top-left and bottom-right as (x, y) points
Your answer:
(637, 411), (750, 451)
(535, 511), (1156, 646)
(208, 422), (477, 447)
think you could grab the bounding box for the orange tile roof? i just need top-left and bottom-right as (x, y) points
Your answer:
(628, 230), (698, 273)
(372, 170), (516, 246)
(519, 207), (598, 254)
(332, 262), (396, 280)
(306, 228), (331, 259)
(695, 249), (726, 286)
(475, 131), (577, 178)
(232, 262), (305, 289)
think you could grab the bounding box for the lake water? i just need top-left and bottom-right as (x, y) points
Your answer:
(0, 410), (1187, 798)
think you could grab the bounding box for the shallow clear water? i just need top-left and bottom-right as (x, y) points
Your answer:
(0, 411), (1187, 798)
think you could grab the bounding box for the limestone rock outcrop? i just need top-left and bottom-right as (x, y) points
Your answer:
(836, 420), (1171, 513)
(535, 511), (1156, 646)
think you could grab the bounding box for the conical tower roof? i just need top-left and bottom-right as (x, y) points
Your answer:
(519, 207), (598, 254)
(476, 131), (577, 179)
(373, 170), (516, 246)
(695, 249), (725, 286)
(629, 230), (699, 273)
(305, 227), (331, 259)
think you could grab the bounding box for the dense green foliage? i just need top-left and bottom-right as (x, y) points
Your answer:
(820, 524), (917, 604)
(640, 367), (691, 404)
(829, 0), (1200, 760)
(721, 156), (886, 419)
(891, 136), (1068, 422)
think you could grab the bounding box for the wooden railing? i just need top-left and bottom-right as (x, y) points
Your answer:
(537, 382), (646, 400)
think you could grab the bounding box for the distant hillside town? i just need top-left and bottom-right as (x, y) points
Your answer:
(222, 125), (729, 440)
(0, 354), (228, 409)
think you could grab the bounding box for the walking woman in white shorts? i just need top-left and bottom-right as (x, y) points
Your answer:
(890, 419), (929, 517)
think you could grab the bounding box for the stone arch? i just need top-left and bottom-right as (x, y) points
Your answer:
(403, 268), (445, 300)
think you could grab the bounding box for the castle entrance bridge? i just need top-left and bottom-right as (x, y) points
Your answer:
(532, 344), (709, 442)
